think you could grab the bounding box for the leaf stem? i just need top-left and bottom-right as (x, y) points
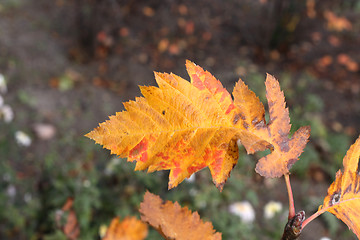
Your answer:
(301, 208), (326, 229)
(284, 174), (295, 219)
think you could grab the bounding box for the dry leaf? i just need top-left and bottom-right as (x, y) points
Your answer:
(252, 74), (311, 177)
(319, 135), (360, 238)
(102, 217), (148, 240)
(139, 191), (221, 240)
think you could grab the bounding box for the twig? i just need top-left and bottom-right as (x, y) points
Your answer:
(281, 211), (305, 240)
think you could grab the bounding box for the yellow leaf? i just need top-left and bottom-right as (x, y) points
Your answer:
(102, 217), (148, 240)
(232, 78), (268, 153)
(139, 191), (221, 240)
(86, 61), (310, 189)
(87, 62), (247, 190)
(319, 135), (360, 238)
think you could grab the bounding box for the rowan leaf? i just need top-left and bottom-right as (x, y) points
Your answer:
(318, 135), (360, 239)
(86, 61), (310, 189)
(86, 62), (246, 190)
(253, 74), (311, 177)
(139, 191), (221, 240)
(102, 217), (148, 240)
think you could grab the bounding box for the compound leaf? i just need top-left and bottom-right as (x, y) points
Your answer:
(86, 61), (310, 189)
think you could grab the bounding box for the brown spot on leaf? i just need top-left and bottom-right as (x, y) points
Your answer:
(279, 139), (290, 152)
(252, 116), (265, 127)
(232, 113), (245, 125)
(287, 158), (297, 170)
(268, 101), (275, 111)
(219, 143), (228, 150)
(268, 144), (275, 152)
(344, 184), (352, 194)
(232, 114), (240, 125)
(355, 178), (360, 192)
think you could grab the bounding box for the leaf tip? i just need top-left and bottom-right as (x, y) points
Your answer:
(84, 127), (102, 143)
(264, 73), (281, 94)
(216, 181), (225, 192)
(153, 71), (162, 80)
(265, 72), (277, 81)
(302, 125), (312, 135)
(185, 59), (195, 67)
(84, 131), (92, 139)
(143, 190), (152, 200)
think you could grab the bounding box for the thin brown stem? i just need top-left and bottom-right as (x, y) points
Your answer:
(284, 174), (295, 219)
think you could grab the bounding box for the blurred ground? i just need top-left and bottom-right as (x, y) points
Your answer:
(0, 0), (359, 239)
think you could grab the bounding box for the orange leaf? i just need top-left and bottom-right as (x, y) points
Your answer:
(318, 135), (360, 238)
(86, 61), (248, 190)
(86, 61), (310, 189)
(139, 191), (221, 240)
(232, 78), (268, 153)
(102, 217), (148, 240)
(253, 74), (311, 177)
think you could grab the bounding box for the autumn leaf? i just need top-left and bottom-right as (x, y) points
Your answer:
(87, 61), (249, 190)
(139, 191), (221, 240)
(231, 73), (310, 178)
(86, 61), (310, 189)
(252, 74), (311, 177)
(318, 135), (360, 238)
(102, 217), (148, 240)
(231, 77), (268, 153)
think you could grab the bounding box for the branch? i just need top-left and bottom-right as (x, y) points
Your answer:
(281, 211), (305, 240)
